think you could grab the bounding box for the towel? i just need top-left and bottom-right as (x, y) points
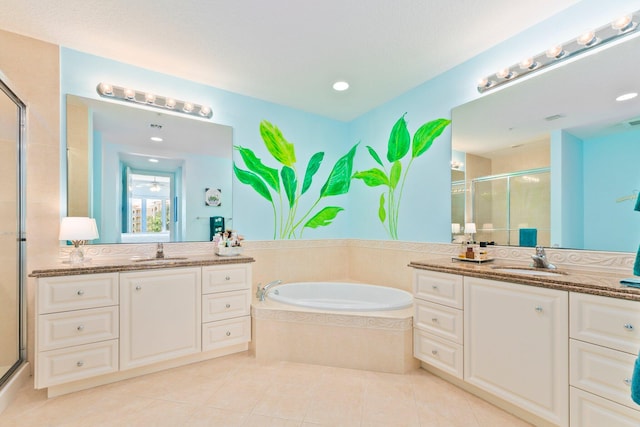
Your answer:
(210, 216), (224, 241)
(635, 244), (640, 277)
(621, 277), (640, 288)
(519, 228), (537, 247)
(632, 355), (640, 405)
(635, 192), (640, 212)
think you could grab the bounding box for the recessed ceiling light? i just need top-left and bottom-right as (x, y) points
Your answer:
(616, 92), (638, 102)
(150, 136), (163, 142)
(148, 158), (159, 163)
(332, 81), (349, 91)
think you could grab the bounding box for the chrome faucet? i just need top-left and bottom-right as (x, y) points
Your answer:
(256, 280), (282, 301)
(155, 242), (164, 259)
(531, 246), (556, 269)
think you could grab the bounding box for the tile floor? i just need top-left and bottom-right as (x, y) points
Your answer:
(0, 352), (531, 426)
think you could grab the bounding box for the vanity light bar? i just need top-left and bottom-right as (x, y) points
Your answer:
(96, 83), (213, 119)
(477, 10), (640, 93)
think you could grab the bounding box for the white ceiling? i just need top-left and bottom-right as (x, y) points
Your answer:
(0, 0), (579, 121)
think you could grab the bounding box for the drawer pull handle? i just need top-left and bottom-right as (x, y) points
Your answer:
(431, 350), (438, 356)
(624, 378), (632, 386)
(135, 285), (142, 291)
(226, 331), (231, 337)
(534, 306), (543, 313)
(624, 323), (634, 331)
(76, 361), (84, 367)
(76, 290), (84, 296)
(432, 285), (439, 291)
(431, 318), (439, 323)
(225, 276), (231, 281)
(225, 303), (231, 308)
(77, 325), (84, 331)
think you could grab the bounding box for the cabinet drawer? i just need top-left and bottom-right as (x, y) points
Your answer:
(202, 316), (251, 352)
(570, 387), (640, 426)
(570, 293), (640, 354)
(202, 265), (250, 294)
(570, 339), (637, 410)
(39, 306), (118, 351)
(38, 273), (119, 314)
(414, 329), (463, 379)
(202, 290), (250, 322)
(413, 270), (463, 309)
(36, 339), (118, 388)
(414, 299), (463, 344)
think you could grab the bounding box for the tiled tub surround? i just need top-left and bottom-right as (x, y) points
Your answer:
(251, 299), (418, 374)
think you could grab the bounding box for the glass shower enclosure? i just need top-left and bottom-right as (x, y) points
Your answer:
(472, 168), (550, 247)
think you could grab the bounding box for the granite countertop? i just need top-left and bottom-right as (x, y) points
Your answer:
(409, 257), (640, 302)
(29, 254), (255, 278)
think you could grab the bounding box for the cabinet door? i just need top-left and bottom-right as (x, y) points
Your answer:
(464, 277), (568, 427)
(120, 268), (201, 370)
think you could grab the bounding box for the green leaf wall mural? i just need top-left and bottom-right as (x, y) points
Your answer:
(354, 114), (451, 240)
(234, 120), (358, 239)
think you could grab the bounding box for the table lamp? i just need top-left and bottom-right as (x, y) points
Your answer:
(59, 217), (99, 264)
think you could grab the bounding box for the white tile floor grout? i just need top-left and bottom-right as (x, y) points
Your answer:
(0, 352), (531, 427)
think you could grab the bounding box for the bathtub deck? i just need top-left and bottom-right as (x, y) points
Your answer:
(251, 301), (418, 374)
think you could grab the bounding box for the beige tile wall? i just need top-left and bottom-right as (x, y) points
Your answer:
(0, 29), (60, 368)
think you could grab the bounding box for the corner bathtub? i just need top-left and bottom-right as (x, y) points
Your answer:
(251, 281), (418, 373)
(266, 281), (413, 311)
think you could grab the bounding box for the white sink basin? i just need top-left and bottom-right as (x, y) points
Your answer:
(493, 267), (564, 277)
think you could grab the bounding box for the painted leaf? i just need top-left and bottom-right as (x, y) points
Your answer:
(386, 114), (410, 163)
(320, 143), (359, 198)
(303, 206), (344, 229)
(235, 145), (280, 192)
(259, 120), (297, 167)
(233, 164), (272, 202)
(353, 168), (389, 187)
(411, 118), (451, 158)
(301, 152), (324, 195)
(389, 161), (402, 189)
(378, 193), (386, 223)
(366, 146), (384, 167)
(281, 166), (297, 208)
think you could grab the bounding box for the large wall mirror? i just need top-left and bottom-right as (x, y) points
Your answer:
(452, 35), (640, 253)
(66, 95), (233, 244)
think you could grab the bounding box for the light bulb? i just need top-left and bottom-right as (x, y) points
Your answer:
(145, 93), (156, 104)
(183, 102), (194, 113)
(199, 106), (211, 117)
(332, 81), (349, 91)
(612, 15), (633, 31)
(124, 88), (136, 100)
(165, 98), (176, 109)
(576, 30), (597, 46)
(546, 46), (565, 59)
(98, 83), (113, 95)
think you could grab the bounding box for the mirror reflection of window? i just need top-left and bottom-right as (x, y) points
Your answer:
(123, 173), (173, 243)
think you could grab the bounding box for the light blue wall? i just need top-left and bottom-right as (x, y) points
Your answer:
(550, 130), (584, 249)
(60, 0), (640, 242)
(583, 128), (640, 252)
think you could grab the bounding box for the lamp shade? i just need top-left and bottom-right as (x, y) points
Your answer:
(451, 223), (461, 234)
(465, 223), (477, 234)
(59, 217), (99, 241)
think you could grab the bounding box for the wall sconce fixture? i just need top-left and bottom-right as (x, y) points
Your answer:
(96, 83), (213, 119)
(477, 10), (640, 93)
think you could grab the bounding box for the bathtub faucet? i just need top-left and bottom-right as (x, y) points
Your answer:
(256, 280), (282, 301)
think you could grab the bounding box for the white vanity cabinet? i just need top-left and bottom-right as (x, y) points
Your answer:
(201, 264), (252, 352)
(569, 292), (640, 425)
(120, 267), (202, 370)
(35, 273), (119, 389)
(413, 269), (464, 378)
(464, 276), (569, 427)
